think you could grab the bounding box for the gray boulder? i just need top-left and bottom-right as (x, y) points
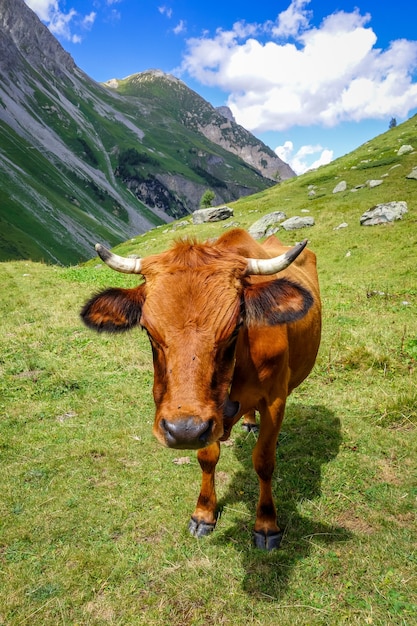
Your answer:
(192, 206), (233, 224)
(248, 211), (287, 239)
(406, 167), (417, 180)
(360, 201), (408, 226)
(281, 216), (315, 230)
(333, 181), (347, 193)
(367, 179), (383, 188)
(398, 144), (414, 156)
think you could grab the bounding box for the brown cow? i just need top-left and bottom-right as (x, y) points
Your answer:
(81, 228), (321, 550)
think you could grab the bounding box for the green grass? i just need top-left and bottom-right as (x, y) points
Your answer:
(0, 118), (416, 625)
(0, 120), (156, 265)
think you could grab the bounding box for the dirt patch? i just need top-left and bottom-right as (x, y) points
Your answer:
(388, 512), (416, 528)
(84, 592), (116, 622)
(377, 457), (401, 485)
(216, 471), (231, 486)
(336, 509), (376, 534)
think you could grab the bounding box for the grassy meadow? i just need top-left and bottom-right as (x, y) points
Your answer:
(1, 118), (416, 625)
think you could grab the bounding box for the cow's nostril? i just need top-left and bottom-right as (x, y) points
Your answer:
(198, 419), (213, 443)
(161, 417), (213, 449)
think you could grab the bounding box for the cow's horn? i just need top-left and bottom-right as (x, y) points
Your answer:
(245, 239), (308, 275)
(95, 244), (143, 274)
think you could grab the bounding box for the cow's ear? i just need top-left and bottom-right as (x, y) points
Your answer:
(243, 278), (313, 326)
(80, 286), (145, 333)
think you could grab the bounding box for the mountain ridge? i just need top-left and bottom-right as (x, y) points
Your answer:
(104, 70), (295, 182)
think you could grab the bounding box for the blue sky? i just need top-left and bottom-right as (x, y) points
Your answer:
(25, 0), (417, 174)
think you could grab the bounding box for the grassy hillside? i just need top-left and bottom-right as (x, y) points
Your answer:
(100, 112), (417, 260)
(0, 117), (416, 625)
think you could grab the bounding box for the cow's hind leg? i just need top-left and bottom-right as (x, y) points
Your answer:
(252, 399), (286, 551)
(189, 441), (220, 538)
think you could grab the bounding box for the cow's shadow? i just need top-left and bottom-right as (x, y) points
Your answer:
(213, 403), (351, 598)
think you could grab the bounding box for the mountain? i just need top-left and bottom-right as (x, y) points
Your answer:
(105, 72), (295, 184)
(0, 0), (294, 265)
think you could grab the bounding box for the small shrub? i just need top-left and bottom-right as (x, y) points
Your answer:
(200, 189), (215, 208)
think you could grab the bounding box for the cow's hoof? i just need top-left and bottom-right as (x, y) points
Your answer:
(189, 517), (216, 538)
(253, 530), (284, 551)
(242, 422), (259, 434)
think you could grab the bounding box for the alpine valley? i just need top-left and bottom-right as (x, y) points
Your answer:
(0, 0), (295, 264)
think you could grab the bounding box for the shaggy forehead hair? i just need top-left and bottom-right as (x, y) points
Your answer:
(141, 242), (245, 336)
(140, 237), (248, 276)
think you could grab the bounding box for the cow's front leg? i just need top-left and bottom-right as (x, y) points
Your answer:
(252, 400), (285, 550)
(189, 441), (220, 538)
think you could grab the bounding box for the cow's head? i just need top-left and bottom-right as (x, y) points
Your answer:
(80, 232), (313, 449)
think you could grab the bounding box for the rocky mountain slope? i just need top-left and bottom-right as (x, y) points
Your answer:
(107, 71), (295, 183)
(0, 0), (294, 264)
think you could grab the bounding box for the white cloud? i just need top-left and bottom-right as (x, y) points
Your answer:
(25, 0), (58, 21)
(274, 140), (294, 164)
(272, 0), (312, 38)
(275, 140), (333, 174)
(158, 5), (173, 19)
(24, 0), (95, 43)
(82, 12), (97, 29)
(173, 20), (186, 36)
(179, 0), (417, 133)
(45, 7), (78, 40)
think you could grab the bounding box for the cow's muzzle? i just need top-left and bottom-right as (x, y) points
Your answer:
(160, 417), (214, 449)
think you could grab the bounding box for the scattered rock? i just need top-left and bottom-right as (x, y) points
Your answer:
(192, 206), (233, 224)
(248, 211), (287, 239)
(397, 144), (414, 156)
(333, 181), (347, 193)
(367, 179), (383, 188)
(334, 222), (348, 230)
(56, 411), (77, 423)
(173, 457), (191, 465)
(281, 216), (315, 230)
(360, 201), (408, 226)
(222, 220), (240, 229)
(170, 221), (190, 231)
(367, 290), (388, 298)
(406, 167), (417, 180)
(14, 369), (43, 380)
